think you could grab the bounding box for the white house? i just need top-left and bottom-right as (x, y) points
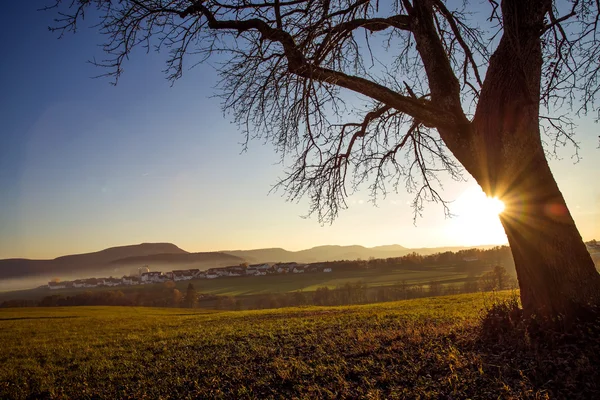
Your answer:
(172, 270), (190, 281)
(76, 279), (98, 288)
(108, 277), (123, 287)
(72, 279), (87, 288)
(323, 267), (333, 273)
(141, 271), (163, 283)
(225, 266), (245, 277)
(122, 276), (140, 285)
(275, 263), (297, 273)
(292, 265), (306, 274)
(249, 263), (270, 272)
(183, 270), (197, 280)
(48, 281), (67, 290)
(207, 267), (230, 277)
(173, 269), (197, 281)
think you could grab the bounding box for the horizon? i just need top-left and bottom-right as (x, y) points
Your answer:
(1, 2), (598, 260)
(2, 2), (600, 400)
(1, 240), (512, 261)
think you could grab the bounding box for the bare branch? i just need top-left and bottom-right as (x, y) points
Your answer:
(45, 0), (600, 225)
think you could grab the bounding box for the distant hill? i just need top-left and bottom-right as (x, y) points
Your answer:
(403, 245), (501, 256)
(222, 245), (395, 263)
(109, 252), (244, 267)
(222, 244), (500, 264)
(0, 242), (503, 283)
(0, 243), (188, 280)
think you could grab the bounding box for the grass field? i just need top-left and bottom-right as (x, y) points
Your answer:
(0, 264), (476, 302)
(2, 291), (599, 399)
(182, 265), (470, 296)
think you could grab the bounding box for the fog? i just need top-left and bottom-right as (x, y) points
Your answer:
(0, 262), (214, 294)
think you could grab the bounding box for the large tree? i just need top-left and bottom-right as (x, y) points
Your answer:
(48, 0), (600, 318)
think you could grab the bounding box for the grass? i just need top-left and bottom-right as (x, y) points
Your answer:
(0, 264), (475, 302)
(1, 291), (598, 399)
(185, 266), (468, 296)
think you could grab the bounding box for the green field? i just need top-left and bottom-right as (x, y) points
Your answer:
(186, 266), (470, 296)
(2, 291), (598, 399)
(0, 264), (478, 302)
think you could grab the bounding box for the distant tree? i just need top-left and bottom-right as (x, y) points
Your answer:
(172, 289), (183, 307)
(39, 295), (64, 307)
(444, 284), (460, 296)
(462, 280), (480, 294)
(341, 281), (367, 304)
(184, 283), (198, 308)
(428, 281), (443, 297)
(1, 299), (36, 308)
(216, 295), (236, 310)
(256, 293), (281, 309)
(480, 271), (498, 292)
(48, 0), (600, 320)
(376, 287), (388, 303)
(410, 284), (425, 298)
(233, 299), (242, 311)
(479, 265), (513, 292)
(313, 287), (332, 306)
(291, 291), (307, 306)
(394, 281), (409, 300)
(493, 265), (511, 291)
(163, 281), (176, 290)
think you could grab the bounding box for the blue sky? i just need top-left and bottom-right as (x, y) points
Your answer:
(0, 2), (598, 259)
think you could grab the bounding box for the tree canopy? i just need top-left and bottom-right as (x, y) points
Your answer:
(47, 0), (599, 221)
(47, 0), (600, 318)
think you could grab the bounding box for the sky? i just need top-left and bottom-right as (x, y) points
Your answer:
(0, 2), (598, 259)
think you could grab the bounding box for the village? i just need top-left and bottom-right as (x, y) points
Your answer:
(47, 262), (334, 290)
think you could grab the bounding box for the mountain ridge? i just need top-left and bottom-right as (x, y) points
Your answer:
(0, 243), (192, 280)
(0, 242), (504, 281)
(220, 243), (500, 263)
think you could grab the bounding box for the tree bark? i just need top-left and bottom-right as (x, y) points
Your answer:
(498, 155), (600, 318)
(461, 0), (600, 318)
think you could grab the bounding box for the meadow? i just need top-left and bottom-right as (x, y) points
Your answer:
(0, 262), (475, 303)
(2, 291), (598, 399)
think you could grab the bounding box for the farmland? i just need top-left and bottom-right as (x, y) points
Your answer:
(0, 261), (482, 303)
(2, 291), (599, 399)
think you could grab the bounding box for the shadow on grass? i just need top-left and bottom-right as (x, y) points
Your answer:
(468, 298), (600, 399)
(0, 316), (80, 321)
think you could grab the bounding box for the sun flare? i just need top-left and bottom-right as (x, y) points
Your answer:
(446, 187), (508, 246)
(486, 197), (506, 215)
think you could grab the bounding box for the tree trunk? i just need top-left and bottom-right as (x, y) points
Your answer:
(462, 0), (600, 318)
(490, 138), (600, 318)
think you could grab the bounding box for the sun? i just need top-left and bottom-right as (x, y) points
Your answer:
(485, 197), (506, 215)
(446, 187), (508, 246)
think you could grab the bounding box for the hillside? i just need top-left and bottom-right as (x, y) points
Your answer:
(109, 252), (244, 267)
(0, 260), (486, 302)
(222, 243), (500, 263)
(0, 242), (504, 285)
(223, 245), (409, 263)
(0, 243), (188, 280)
(1, 292), (598, 399)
